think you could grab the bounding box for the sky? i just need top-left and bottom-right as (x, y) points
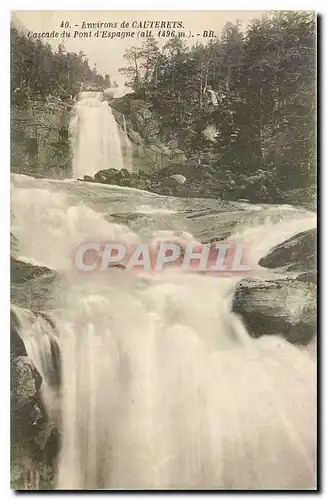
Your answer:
(13, 10), (269, 85)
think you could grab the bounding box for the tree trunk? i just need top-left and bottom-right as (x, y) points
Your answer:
(133, 55), (140, 90)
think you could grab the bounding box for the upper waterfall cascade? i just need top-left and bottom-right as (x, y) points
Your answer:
(70, 91), (126, 179)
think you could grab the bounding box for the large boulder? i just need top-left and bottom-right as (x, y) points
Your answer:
(94, 168), (119, 184)
(162, 176), (185, 190)
(11, 356), (43, 409)
(114, 169), (128, 185)
(169, 174), (186, 185)
(232, 274), (316, 346)
(11, 307), (59, 490)
(11, 258), (58, 311)
(111, 96), (187, 173)
(154, 186), (173, 196)
(11, 354), (45, 448)
(11, 309), (27, 357)
(11, 257), (57, 284)
(11, 354), (57, 490)
(120, 168), (131, 177)
(11, 99), (72, 179)
(259, 228), (316, 273)
(111, 96), (161, 142)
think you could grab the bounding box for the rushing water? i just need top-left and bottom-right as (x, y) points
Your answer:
(10, 91), (317, 490)
(70, 92), (125, 179)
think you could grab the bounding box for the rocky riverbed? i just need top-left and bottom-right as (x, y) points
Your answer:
(11, 174), (317, 489)
(79, 166), (316, 209)
(233, 228), (317, 347)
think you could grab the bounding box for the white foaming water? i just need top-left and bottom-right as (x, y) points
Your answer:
(136, 205), (177, 215)
(70, 92), (125, 179)
(232, 210), (317, 266)
(12, 305), (61, 426)
(11, 170), (316, 489)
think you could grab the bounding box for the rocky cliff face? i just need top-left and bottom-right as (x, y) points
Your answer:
(233, 229), (317, 348)
(11, 92), (187, 179)
(10, 256), (60, 490)
(11, 96), (72, 178)
(110, 94), (187, 173)
(11, 308), (58, 490)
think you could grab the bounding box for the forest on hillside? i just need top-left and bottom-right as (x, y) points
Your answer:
(10, 26), (114, 103)
(10, 24), (118, 178)
(119, 11), (316, 192)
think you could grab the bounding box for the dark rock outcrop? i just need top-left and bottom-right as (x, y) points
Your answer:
(83, 175), (95, 182)
(11, 353), (57, 490)
(111, 96), (187, 173)
(11, 257), (58, 311)
(232, 274), (316, 346)
(84, 165), (228, 198)
(11, 255), (61, 489)
(88, 162), (316, 204)
(11, 99), (72, 179)
(11, 308), (58, 490)
(235, 228), (317, 347)
(258, 228), (317, 273)
(11, 356), (43, 413)
(11, 309), (27, 358)
(11, 257), (57, 284)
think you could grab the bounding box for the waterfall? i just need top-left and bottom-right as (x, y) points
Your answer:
(11, 172), (316, 490)
(12, 305), (61, 426)
(70, 92), (125, 179)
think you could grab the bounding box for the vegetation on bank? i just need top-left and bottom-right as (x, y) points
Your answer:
(119, 11), (316, 195)
(11, 26), (113, 104)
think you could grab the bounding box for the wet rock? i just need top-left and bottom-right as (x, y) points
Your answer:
(12, 356), (43, 405)
(114, 170), (126, 184)
(162, 176), (183, 189)
(155, 186), (173, 196)
(11, 257), (58, 310)
(297, 271), (317, 285)
(120, 168), (131, 177)
(119, 177), (132, 187)
(11, 355), (45, 446)
(259, 228), (316, 273)
(127, 128), (143, 145)
(111, 96), (187, 172)
(232, 274), (316, 345)
(11, 309), (27, 357)
(11, 257), (57, 284)
(93, 173), (106, 182)
(11, 353), (56, 490)
(94, 168), (119, 183)
(90, 163), (315, 204)
(137, 169), (148, 178)
(11, 99), (72, 179)
(169, 174), (186, 185)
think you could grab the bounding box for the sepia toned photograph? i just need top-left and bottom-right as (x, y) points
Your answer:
(10, 10), (317, 490)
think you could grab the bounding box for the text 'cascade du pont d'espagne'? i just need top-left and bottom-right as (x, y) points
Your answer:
(27, 19), (217, 40)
